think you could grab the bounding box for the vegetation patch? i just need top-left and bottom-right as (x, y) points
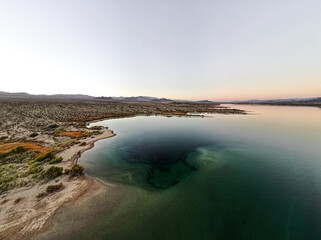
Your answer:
(70, 164), (84, 177)
(0, 146), (26, 159)
(45, 166), (63, 179)
(34, 151), (54, 162)
(0, 164), (19, 193)
(49, 156), (63, 164)
(0, 144), (64, 194)
(28, 162), (44, 174)
(46, 183), (64, 193)
(36, 183), (64, 199)
(58, 131), (88, 138)
(0, 142), (53, 155)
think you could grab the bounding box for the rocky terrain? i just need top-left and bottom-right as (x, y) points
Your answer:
(0, 99), (245, 141)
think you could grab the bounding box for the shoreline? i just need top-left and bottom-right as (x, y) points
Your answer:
(0, 108), (247, 239)
(0, 127), (116, 240)
(56, 127), (116, 166)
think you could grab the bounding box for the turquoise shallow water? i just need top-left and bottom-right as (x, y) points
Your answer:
(78, 105), (321, 240)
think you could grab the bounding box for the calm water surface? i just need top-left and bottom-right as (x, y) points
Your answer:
(77, 104), (321, 240)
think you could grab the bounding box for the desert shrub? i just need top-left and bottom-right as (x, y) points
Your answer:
(31, 171), (45, 180)
(46, 183), (63, 193)
(49, 156), (63, 164)
(64, 168), (70, 174)
(45, 166), (63, 179)
(14, 146), (25, 153)
(79, 142), (86, 146)
(18, 179), (27, 187)
(36, 192), (47, 199)
(0, 146), (26, 160)
(0, 164), (18, 193)
(28, 162), (43, 174)
(29, 133), (38, 138)
(14, 197), (22, 204)
(70, 164), (84, 177)
(34, 151), (54, 162)
(36, 183), (64, 199)
(0, 182), (9, 194)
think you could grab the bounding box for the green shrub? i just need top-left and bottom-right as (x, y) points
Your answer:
(18, 179), (27, 187)
(45, 166), (63, 179)
(14, 146), (26, 153)
(49, 156), (63, 164)
(34, 151), (54, 162)
(37, 183), (64, 199)
(0, 182), (9, 194)
(28, 162), (43, 174)
(46, 183), (63, 193)
(64, 168), (70, 174)
(70, 164), (84, 177)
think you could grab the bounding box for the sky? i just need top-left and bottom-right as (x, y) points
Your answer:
(0, 0), (320, 101)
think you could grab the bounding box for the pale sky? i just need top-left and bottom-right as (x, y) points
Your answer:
(0, 0), (320, 101)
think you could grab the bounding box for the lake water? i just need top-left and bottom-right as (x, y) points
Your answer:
(76, 104), (321, 240)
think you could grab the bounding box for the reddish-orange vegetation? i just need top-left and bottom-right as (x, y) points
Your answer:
(0, 142), (53, 154)
(58, 131), (88, 138)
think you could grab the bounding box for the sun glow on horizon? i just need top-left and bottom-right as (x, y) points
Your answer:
(1, 0), (321, 101)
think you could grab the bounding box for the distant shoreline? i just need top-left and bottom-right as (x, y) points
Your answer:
(231, 102), (321, 108)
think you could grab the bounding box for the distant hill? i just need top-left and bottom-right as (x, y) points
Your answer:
(0, 91), (94, 100)
(151, 97), (174, 102)
(233, 97), (321, 107)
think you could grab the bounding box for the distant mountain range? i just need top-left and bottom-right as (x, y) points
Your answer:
(0, 91), (213, 103)
(0, 91), (94, 100)
(1, 91), (319, 106)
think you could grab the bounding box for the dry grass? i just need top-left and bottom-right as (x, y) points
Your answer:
(58, 131), (88, 138)
(0, 142), (53, 155)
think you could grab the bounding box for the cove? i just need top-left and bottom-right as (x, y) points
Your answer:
(71, 105), (321, 240)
